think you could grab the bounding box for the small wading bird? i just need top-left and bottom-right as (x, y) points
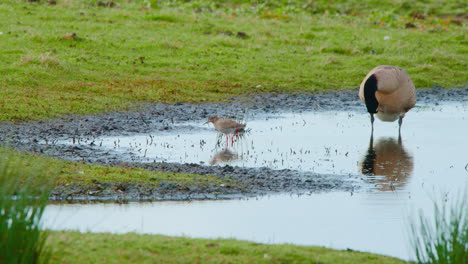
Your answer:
(359, 65), (416, 133)
(204, 116), (246, 146)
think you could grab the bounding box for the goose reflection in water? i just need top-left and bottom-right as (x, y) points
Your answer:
(360, 136), (414, 191)
(210, 149), (239, 165)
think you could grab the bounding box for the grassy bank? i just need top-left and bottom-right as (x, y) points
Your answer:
(47, 231), (408, 264)
(0, 0), (466, 121)
(2, 148), (239, 197)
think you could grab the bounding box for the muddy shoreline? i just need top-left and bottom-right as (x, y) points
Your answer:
(1, 88), (467, 201)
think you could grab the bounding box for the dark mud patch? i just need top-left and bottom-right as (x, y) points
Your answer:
(50, 163), (355, 202)
(1, 88), (467, 201)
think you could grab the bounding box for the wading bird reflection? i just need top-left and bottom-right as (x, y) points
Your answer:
(210, 149), (239, 165)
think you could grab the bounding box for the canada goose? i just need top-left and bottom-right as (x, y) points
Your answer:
(359, 65), (416, 132)
(204, 116), (246, 146)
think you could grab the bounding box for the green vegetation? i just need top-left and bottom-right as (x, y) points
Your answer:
(0, 0), (466, 121)
(0, 148), (57, 264)
(3, 2), (465, 262)
(0, 149), (238, 192)
(55, 159), (239, 192)
(409, 193), (467, 264)
(58, 160), (231, 187)
(47, 231), (408, 264)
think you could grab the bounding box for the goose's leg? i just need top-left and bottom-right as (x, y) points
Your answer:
(370, 113), (375, 133)
(398, 116), (403, 136)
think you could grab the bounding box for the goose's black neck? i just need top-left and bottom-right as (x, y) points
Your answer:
(364, 74), (379, 114)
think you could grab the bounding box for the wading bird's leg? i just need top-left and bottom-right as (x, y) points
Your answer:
(232, 129), (240, 144)
(232, 129), (240, 138)
(232, 129), (242, 146)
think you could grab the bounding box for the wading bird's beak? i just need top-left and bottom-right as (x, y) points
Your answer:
(203, 121), (209, 125)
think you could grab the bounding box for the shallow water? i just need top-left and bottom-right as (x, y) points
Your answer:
(61, 103), (467, 186)
(44, 102), (468, 260)
(44, 191), (456, 260)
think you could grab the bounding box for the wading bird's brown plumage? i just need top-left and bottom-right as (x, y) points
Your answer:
(359, 65), (416, 132)
(204, 116), (246, 146)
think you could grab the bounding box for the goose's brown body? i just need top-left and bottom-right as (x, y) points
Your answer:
(359, 65), (416, 129)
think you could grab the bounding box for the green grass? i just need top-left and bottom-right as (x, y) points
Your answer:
(0, 148), (57, 264)
(409, 192), (467, 264)
(0, 2), (465, 262)
(0, 0), (466, 121)
(1, 148), (239, 193)
(57, 160), (232, 187)
(47, 231), (408, 264)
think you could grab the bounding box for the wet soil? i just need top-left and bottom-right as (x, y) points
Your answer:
(1, 88), (467, 201)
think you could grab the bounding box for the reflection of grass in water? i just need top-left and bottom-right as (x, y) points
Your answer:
(409, 192), (467, 264)
(0, 148), (58, 264)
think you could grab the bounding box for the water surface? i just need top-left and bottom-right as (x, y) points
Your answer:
(44, 102), (468, 260)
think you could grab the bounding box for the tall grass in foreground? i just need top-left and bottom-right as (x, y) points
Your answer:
(0, 148), (57, 264)
(409, 192), (468, 264)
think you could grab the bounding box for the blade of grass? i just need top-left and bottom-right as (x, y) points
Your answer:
(0, 148), (59, 264)
(409, 191), (468, 264)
